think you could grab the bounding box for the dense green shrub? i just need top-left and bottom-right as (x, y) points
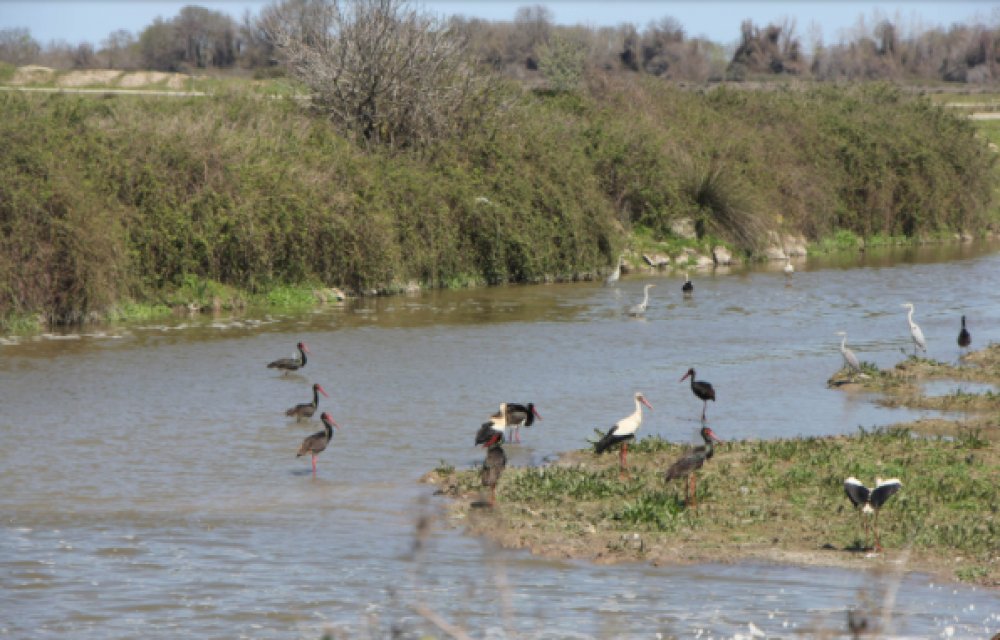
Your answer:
(0, 78), (995, 329)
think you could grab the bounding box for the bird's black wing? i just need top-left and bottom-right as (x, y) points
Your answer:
(843, 477), (870, 508)
(593, 426), (622, 454)
(474, 422), (497, 446)
(870, 479), (902, 508)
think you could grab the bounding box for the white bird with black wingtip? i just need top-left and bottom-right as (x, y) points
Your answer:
(843, 476), (902, 552)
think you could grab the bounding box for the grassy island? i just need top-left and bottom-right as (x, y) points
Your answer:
(425, 345), (1000, 587)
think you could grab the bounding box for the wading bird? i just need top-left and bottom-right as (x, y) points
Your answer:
(680, 368), (716, 421)
(296, 412), (339, 475)
(958, 315), (971, 352)
(489, 402), (542, 444)
(285, 383), (329, 421)
(604, 256), (622, 286)
(836, 331), (862, 376)
(627, 284), (656, 317)
(682, 272), (693, 296)
(478, 430), (506, 507)
(268, 341), (309, 374)
(901, 303), (926, 355)
(783, 256), (794, 276)
(664, 423), (724, 508)
(476, 404), (507, 447)
(843, 476), (902, 552)
(593, 392), (653, 477)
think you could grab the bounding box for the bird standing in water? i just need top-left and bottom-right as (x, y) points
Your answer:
(285, 383), (330, 421)
(604, 255), (623, 286)
(296, 412), (339, 475)
(901, 303), (926, 355)
(682, 272), (693, 297)
(843, 477), (902, 552)
(268, 341), (309, 375)
(489, 402), (542, 444)
(680, 368), (716, 421)
(627, 284), (656, 317)
(664, 423), (724, 508)
(957, 315), (971, 353)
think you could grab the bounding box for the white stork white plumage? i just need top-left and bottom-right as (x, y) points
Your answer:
(901, 302), (926, 355)
(593, 392), (653, 476)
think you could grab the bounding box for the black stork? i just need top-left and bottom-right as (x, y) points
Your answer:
(268, 341), (309, 375)
(296, 412), (339, 475)
(682, 272), (693, 296)
(593, 392), (653, 477)
(680, 368), (715, 421)
(843, 476), (902, 552)
(478, 430), (507, 507)
(663, 423), (724, 508)
(490, 402), (542, 443)
(285, 383), (330, 421)
(958, 315), (971, 352)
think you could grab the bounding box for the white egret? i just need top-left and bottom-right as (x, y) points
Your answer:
(627, 283), (655, 317)
(835, 331), (861, 375)
(901, 302), (926, 355)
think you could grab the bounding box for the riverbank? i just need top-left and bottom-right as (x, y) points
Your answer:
(424, 345), (1000, 587)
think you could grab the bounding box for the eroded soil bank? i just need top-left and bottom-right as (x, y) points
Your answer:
(425, 345), (1000, 587)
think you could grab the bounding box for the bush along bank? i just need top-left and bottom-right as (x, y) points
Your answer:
(0, 80), (996, 331)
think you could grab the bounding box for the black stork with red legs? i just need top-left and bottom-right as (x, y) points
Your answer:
(491, 402), (542, 443)
(285, 383), (329, 421)
(475, 422), (506, 507)
(268, 341), (309, 375)
(680, 368), (715, 421)
(593, 392), (653, 478)
(296, 412), (339, 475)
(663, 423), (724, 508)
(844, 477), (902, 552)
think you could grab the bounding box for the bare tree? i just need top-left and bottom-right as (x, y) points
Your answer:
(0, 28), (41, 65)
(101, 29), (136, 69)
(262, 0), (495, 150)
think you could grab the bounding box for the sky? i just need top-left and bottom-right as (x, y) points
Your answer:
(2, 1), (998, 48)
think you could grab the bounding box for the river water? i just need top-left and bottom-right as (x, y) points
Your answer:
(3, 242), (999, 639)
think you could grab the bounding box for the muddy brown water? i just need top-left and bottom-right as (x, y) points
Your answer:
(3, 241), (1000, 638)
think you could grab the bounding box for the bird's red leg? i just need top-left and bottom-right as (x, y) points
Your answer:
(690, 474), (698, 508)
(515, 426), (521, 443)
(311, 455), (317, 474)
(874, 511), (882, 552)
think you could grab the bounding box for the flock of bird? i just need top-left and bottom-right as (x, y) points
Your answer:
(268, 267), (977, 552)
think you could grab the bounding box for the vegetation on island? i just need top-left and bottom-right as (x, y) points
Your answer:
(1, 0), (999, 333)
(426, 344), (1000, 587)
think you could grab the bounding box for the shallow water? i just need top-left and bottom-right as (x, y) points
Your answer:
(3, 241), (1000, 638)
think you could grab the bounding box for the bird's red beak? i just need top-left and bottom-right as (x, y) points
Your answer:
(680, 371), (691, 382)
(705, 427), (723, 443)
(321, 413), (339, 429)
(640, 396), (653, 410)
(318, 385), (329, 397)
(485, 433), (502, 448)
(301, 343), (310, 354)
(532, 407), (542, 420)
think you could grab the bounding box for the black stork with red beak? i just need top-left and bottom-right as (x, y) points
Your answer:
(594, 392), (653, 477)
(680, 368), (715, 421)
(958, 315), (971, 352)
(286, 383), (329, 421)
(475, 418), (506, 506)
(268, 341), (309, 375)
(844, 477), (902, 552)
(491, 402), (542, 444)
(664, 423), (724, 508)
(296, 412), (339, 475)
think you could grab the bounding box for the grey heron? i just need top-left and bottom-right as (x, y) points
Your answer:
(835, 331), (861, 375)
(901, 302), (926, 355)
(627, 283), (655, 316)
